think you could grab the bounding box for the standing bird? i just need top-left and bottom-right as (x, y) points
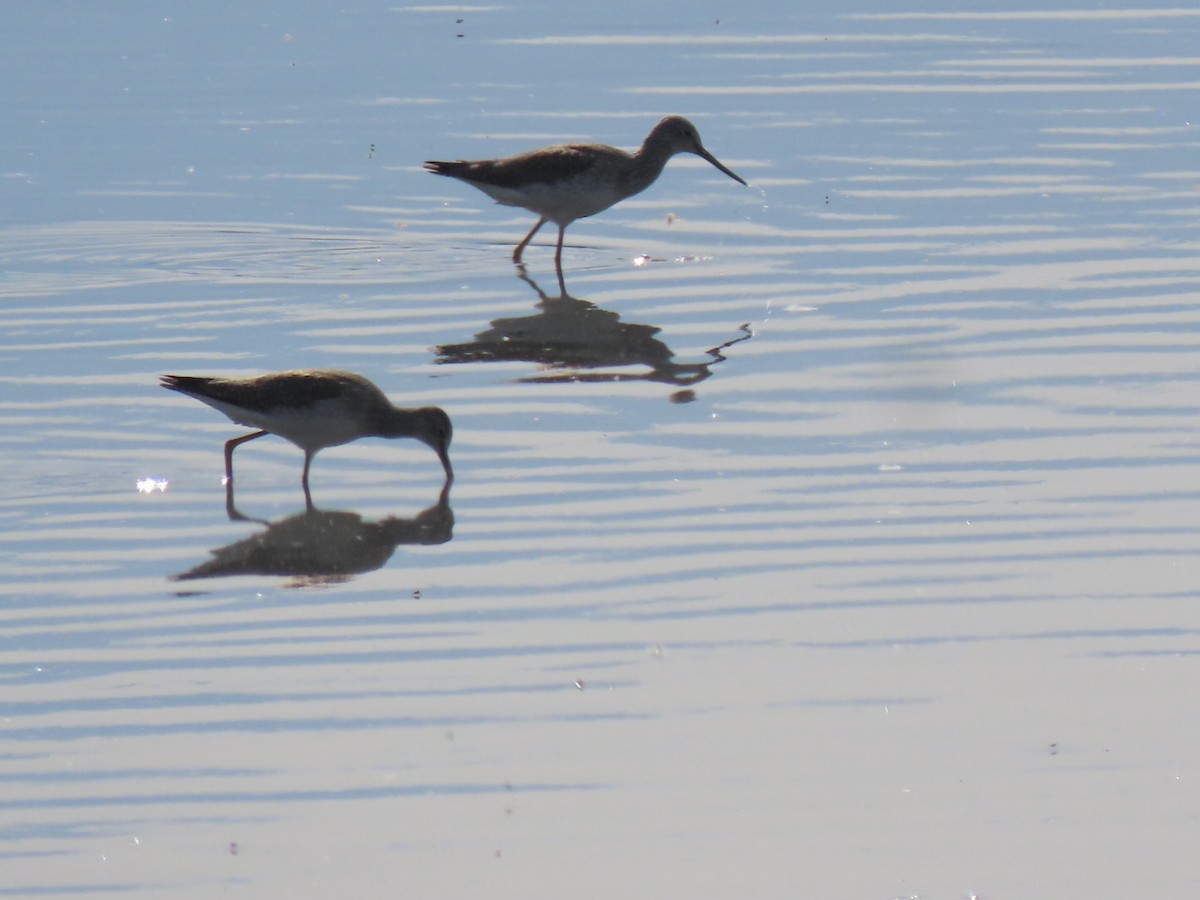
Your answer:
(425, 115), (747, 287)
(161, 369), (453, 506)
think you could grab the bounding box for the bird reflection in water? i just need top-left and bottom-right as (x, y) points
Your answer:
(434, 271), (752, 403)
(172, 482), (453, 587)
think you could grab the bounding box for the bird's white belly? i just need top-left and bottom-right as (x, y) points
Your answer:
(215, 398), (365, 452)
(480, 179), (627, 223)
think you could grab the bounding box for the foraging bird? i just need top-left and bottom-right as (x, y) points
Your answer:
(161, 369), (453, 504)
(424, 115), (747, 285)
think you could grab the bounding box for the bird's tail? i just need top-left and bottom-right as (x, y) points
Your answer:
(159, 374), (214, 395)
(423, 160), (472, 177)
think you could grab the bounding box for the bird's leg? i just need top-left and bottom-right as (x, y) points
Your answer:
(223, 430), (267, 485)
(554, 223), (567, 296)
(224, 477), (266, 524)
(513, 216), (547, 264)
(301, 452), (315, 510)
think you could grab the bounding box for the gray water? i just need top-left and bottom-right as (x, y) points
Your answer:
(4, 3), (1200, 897)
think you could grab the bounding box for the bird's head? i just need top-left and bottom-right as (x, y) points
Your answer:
(647, 116), (748, 186)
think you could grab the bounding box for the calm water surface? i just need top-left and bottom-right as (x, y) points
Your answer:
(3, 3), (1200, 897)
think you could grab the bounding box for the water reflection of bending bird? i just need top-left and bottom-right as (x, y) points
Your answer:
(161, 369), (453, 507)
(172, 484), (454, 584)
(425, 116), (747, 289)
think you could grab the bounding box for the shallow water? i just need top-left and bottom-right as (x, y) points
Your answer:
(4, 3), (1200, 897)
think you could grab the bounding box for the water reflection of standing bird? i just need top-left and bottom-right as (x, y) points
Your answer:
(425, 116), (748, 290)
(161, 370), (453, 507)
(435, 271), (753, 402)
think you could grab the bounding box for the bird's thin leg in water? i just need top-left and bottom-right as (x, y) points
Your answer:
(300, 452), (316, 510)
(224, 430), (267, 483)
(554, 223), (567, 295)
(224, 477), (267, 524)
(513, 216), (547, 264)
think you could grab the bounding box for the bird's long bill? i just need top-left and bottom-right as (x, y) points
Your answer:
(436, 445), (454, 483)
(695, 145), (748, 186)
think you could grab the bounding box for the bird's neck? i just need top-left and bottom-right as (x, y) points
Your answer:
(377, 409), (420, 439)
(626, 140), (677, 193)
